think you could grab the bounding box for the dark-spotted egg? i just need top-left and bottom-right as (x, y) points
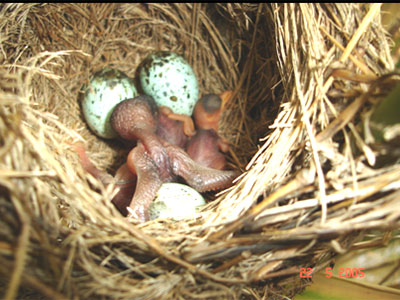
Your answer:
(140, 51), (199, 116)
(82, 68), (138, 139)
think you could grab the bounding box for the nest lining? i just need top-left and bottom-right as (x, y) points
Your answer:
(0, 3), (399, 300)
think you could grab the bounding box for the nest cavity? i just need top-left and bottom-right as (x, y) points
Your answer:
(0, 3), (399, 300)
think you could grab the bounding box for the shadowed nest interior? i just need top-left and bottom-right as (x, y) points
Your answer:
(0, 3), (399, 299)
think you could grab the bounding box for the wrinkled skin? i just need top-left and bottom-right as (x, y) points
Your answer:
(186, 129), (229, 170)
(125, 140), (238, 221)
(156, 111), (189, 149)
(165, 142), (238, 192)
(125, 142), (164, 221)
(75, 94), (239, 223)
(111, 95), (172, 181)
(186, 92), (233, 170)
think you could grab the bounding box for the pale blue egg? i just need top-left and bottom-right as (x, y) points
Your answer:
(140, 51), (199, 116)
(149, 183), (206, 221)
(82, 69), (138, 139)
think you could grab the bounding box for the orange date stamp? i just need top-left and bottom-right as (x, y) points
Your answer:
(299, 267), (365, 279)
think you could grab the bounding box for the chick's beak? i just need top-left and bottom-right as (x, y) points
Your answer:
(193, 91), (233, 131)
(219, 90), (233, 111)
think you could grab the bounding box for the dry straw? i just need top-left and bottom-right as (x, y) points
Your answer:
(0, 3), (399, 299)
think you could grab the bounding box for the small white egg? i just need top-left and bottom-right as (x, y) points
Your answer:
(140, 51), (199, 116)
(149, 183), (206, 221)
(82, 68), (138, 139)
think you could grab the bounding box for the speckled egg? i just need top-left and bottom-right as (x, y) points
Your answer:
(149, 183), (206, 221)
(82, 68), (138, 139)
(140, 51), (199, 116)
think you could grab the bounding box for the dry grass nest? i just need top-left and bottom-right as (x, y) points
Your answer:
(1, 3), (399, 300)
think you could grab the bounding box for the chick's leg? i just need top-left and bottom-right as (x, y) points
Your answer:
(126, 143), (166, 222)
(165, 143), (239, 192)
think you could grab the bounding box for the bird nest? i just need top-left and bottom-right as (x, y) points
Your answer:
(1, 3), (399, 299)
